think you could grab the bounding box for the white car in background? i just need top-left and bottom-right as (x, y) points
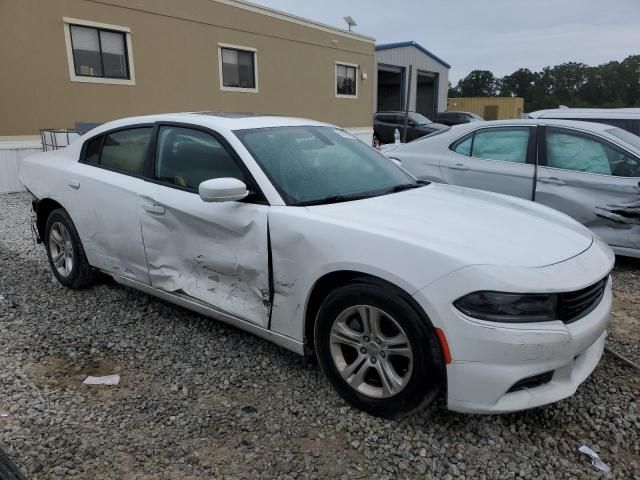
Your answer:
(384, 119), (640, 258)
(21, 113), (613, 417)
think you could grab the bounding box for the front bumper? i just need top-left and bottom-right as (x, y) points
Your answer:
(413, 238), (614, 414)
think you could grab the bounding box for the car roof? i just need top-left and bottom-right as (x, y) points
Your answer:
(529, 108), (640, 119)
(85, 112), (333, 135)
(449, 118), (619, 132)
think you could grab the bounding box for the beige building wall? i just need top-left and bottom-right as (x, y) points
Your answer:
(447, 97), (525, 120)
(0, 0), (376, 136)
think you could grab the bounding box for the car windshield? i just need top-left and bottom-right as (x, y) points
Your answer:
(409, 112), (432, 125)
(235, 126), (419, 205)
(606, 128), (640, 151)
(468, 112), (484, 121)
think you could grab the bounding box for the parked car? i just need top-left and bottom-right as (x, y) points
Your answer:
(434, 111), (484, 126)
(21, 113), (613, 418)
(373, 111), (448, 145)
(384, 119), (640, 258)
(528, 108), (640, 136)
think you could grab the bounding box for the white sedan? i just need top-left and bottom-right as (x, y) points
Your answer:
(21, 113), (614, 417)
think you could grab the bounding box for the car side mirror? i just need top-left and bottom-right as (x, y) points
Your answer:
(198, 178), (248, 203)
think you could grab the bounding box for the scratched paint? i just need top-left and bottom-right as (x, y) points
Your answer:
(140, 186), (270, 327)
(535, 165), (640, 253)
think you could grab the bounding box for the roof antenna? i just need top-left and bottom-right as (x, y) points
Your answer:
(343, 16), (357, 31)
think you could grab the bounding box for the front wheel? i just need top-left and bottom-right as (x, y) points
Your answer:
(314, 281), (444, 418)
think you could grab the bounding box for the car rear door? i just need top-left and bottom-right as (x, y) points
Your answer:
(439, 126), (537, 200)
(536, 126), (640, 253)
(138, 123), (271, 327)
(64, 126), (155, 284)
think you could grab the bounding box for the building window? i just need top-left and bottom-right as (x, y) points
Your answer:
(336, 63), (358, 97)
(218, 44), (258, 92)
(63, 18), (135, 85)
(69, 25), (129, 79)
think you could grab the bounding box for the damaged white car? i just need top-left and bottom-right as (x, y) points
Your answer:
(21, 113), (614, 417)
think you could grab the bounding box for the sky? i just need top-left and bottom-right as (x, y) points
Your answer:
(249, 0), (640, 83)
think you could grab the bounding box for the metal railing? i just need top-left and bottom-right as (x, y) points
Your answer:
(40, 129), (81, 152)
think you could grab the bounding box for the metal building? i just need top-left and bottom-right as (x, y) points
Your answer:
(375, 41), (450, 119)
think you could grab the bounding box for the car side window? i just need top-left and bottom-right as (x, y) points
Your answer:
(451, 134), (472, 156)
(84, 135), (102, 164)
(100, 128), (153, 175)
(155, 126), (247, 190)
(471, 127), (530, 163)
(546, 128), (640, 177)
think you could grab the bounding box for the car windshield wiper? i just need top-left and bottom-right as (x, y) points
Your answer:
(292, 193), (374, 207)
(390, 180), (430, 193)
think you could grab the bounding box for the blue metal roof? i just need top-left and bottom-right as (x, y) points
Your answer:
(375, 41), (451, 69)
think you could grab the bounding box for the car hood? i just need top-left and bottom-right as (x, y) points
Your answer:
(307, 183), (593, 268)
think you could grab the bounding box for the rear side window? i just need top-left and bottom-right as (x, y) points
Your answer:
(546, 128), (640, 177)
(155, 126), (247, 190)
(472, 128), (529, 163)
(100, 128), (153, 175)
(449, 127), (531, 163)
(451, 134), (472, 156)
(84, 135), (102, 164)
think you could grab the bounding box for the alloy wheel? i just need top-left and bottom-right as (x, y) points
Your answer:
(329, 305), (413, 398)
(48, 222), (74, 278)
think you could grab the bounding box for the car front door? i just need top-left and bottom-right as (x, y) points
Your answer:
(439, 126), (537, 200)
(139, 123), (271, 327)
(64, 126), (155, 284)
(536, 126), (640, 253)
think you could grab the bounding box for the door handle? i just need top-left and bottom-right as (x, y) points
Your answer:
(142, 204), (165, 215)
(448, 164), (469, 171)
(538, 177), (566, 186)
(68, 179), (80, 189)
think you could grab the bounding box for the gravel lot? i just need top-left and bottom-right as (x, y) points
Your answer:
(1, 191), (639, 480)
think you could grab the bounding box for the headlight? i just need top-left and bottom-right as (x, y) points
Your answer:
(454, 291), (559, 323)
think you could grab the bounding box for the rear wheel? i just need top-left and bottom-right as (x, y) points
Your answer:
(45, 209), (97, 289)
(314, 281), (444, 418)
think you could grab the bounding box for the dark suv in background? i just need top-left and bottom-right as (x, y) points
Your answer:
(434, 111), (485, 126)
(373, 112), (448, 145)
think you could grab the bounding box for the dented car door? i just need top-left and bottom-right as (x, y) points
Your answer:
(536, 126), (640, 253)
(139, 124), (271, 327)
(65, 126), (154, 284)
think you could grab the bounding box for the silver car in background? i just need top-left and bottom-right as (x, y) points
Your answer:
(384, 119), (640, 257)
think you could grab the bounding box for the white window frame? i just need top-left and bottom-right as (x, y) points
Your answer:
(218, 43), (259, 93)
(335, 61), (358, 99)
(63, 17), (136, 86)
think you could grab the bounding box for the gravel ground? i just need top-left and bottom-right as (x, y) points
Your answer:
(1, 191), (639, 480)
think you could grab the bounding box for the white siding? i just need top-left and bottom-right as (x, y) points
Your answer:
(376, 46), (449, 114)
(0, 140), (42, 193)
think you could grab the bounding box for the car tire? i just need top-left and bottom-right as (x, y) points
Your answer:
(0, 446), (27, 480)
(372, 133), (381, 148)
(314, 280), (444, 418)
(45, 208), (97, 289)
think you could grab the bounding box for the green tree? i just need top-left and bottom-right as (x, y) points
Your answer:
(456, 70), (500, 97)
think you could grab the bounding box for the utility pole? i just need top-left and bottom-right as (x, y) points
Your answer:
(402, 65), (413, 143)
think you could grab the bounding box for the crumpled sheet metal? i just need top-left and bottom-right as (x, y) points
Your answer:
(140, 196), (270, 327)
